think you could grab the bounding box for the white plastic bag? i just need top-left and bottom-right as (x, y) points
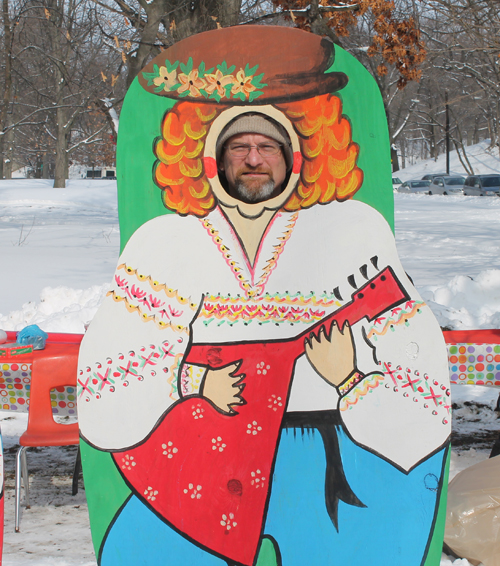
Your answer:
(445, 455), (500, 566)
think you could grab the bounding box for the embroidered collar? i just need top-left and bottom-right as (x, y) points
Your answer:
(200, 207), (299, 299)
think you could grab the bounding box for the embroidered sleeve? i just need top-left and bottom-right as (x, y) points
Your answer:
(77, 249), (203, 451)
(337, 302), (451, 472)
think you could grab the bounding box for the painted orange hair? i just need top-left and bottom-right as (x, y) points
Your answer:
(153, 94), (363, 216)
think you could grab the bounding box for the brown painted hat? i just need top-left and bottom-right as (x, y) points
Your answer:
(139, 25), (347, 105)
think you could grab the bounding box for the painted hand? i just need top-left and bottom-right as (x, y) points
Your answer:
(305, 321), (356, 387)
(201, 362), (246, 414)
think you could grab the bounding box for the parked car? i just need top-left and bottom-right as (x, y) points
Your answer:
(392, 177), (402, 192)
(463, 174), (500, 196)
(398, 180), (432, 194)
(422, 173), (449, 181)
(428, 176), (465, 195)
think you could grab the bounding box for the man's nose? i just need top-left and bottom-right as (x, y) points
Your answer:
(245, 146), (264, 166)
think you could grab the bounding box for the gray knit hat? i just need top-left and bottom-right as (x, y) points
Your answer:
(217, 113), (293, 169)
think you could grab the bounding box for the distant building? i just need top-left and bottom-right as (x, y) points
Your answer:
(86, 168), (116, 179)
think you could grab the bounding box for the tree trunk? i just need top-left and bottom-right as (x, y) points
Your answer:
(3, 123), (13, 178)
(391, 146), (400, 172)
(0, 0), (13, 179)
(125, 0), (166, 89)
(54, 112), (68, 188)
(42, 152), (51, 179)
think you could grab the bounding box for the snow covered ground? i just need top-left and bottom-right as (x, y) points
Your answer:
(1, 171), (500, 565)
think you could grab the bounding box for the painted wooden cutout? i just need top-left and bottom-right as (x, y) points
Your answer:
(78, 26), (451, 566)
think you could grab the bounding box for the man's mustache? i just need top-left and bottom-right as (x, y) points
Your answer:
(237, 168), (273, 177)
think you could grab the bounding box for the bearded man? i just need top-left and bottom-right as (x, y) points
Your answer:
(77, 26), (450, 566)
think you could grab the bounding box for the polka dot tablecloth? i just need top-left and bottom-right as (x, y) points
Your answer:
(448, 343), (500, 386)
(0, 362), (77, 415)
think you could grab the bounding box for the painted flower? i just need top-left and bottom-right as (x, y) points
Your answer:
(184, 483), (202, 499)
(231, 69), (256, 98)
(192, 403), (204, 419)
(250, 469), (266, 488)
(205, 69), (234, 97)
(246, 420), (262, 435)
(267, 394), (283, 412)
(144, 486), (158, 501)
(220, 512), (237, 530)
(153, 66), (177, 92)
(162, 441), (178, 458)
(211, 436), (226, 452)
(256, 361), (270, 375)
(177, 69), (206, 97)
(121, 454), (136, 471)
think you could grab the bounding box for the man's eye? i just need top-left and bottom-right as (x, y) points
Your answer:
(259, 144), (279, 153)
(231, 145), (249, 151)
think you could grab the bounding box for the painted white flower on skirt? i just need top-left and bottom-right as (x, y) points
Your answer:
(256, 361), (270, 375)
(211, 436), (226, 452)
(221, 512), (237, 530)
(184, 483), (202, 499)
(121, 454), (137, 470)
(192, 403), (204, 419)
(246, 420), (263, 435)
(144, 486), (158, 501)
(250, 469), (266, 488)
(162, 441), (178, 458)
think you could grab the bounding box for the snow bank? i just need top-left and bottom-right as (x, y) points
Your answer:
(421, 270), (500, 330)
(0, 284), (109, 333)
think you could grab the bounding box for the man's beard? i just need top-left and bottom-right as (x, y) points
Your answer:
(234, 178), (276, 203)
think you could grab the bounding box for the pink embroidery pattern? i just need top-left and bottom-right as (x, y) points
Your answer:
(200, 212), (299, 299)
(253, 212), (299, 297)
(77, 341), (177, 401)
(339, 373), (385, 411)
(366, 300), (425, 340)
(200, 217), (249, 296)
(339, 363), (451, 421)
(200, 293), (341, 326)
(107, 264), (198, 331)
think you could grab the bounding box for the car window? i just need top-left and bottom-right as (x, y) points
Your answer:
(412, 181), (430, 188)
(445, 178), (464, 185)
(392, 177), (402, 184)
(481, 176), (500, 187)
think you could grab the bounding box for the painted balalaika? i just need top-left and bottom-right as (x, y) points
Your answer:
(115, 266), (409, 565)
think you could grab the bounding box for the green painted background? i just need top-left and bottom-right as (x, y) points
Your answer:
(115, 45), (394, 253)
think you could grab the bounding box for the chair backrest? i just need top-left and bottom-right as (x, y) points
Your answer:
(20, 342), (80, 447)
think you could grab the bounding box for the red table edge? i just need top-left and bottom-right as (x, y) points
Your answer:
(4, 331), (83, 345)
(443, 329), (500, 345)
(3, 329), (500, 348)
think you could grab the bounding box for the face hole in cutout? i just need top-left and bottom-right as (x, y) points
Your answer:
(216, 112), (294, 205)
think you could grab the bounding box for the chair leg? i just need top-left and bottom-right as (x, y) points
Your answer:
(72, 446), (81, 496)
(21, 447), (30, 508)
(15, 446), (28, 532)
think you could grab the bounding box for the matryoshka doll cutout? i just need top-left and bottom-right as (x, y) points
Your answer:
(77, 26), (451, 566)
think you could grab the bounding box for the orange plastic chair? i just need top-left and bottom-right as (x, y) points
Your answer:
(14, 341), (81, 532)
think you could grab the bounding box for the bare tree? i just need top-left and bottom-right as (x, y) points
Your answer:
(10, 0), (123, 185)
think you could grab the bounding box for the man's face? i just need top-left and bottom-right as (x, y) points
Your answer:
(219, 133), (287, 203)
